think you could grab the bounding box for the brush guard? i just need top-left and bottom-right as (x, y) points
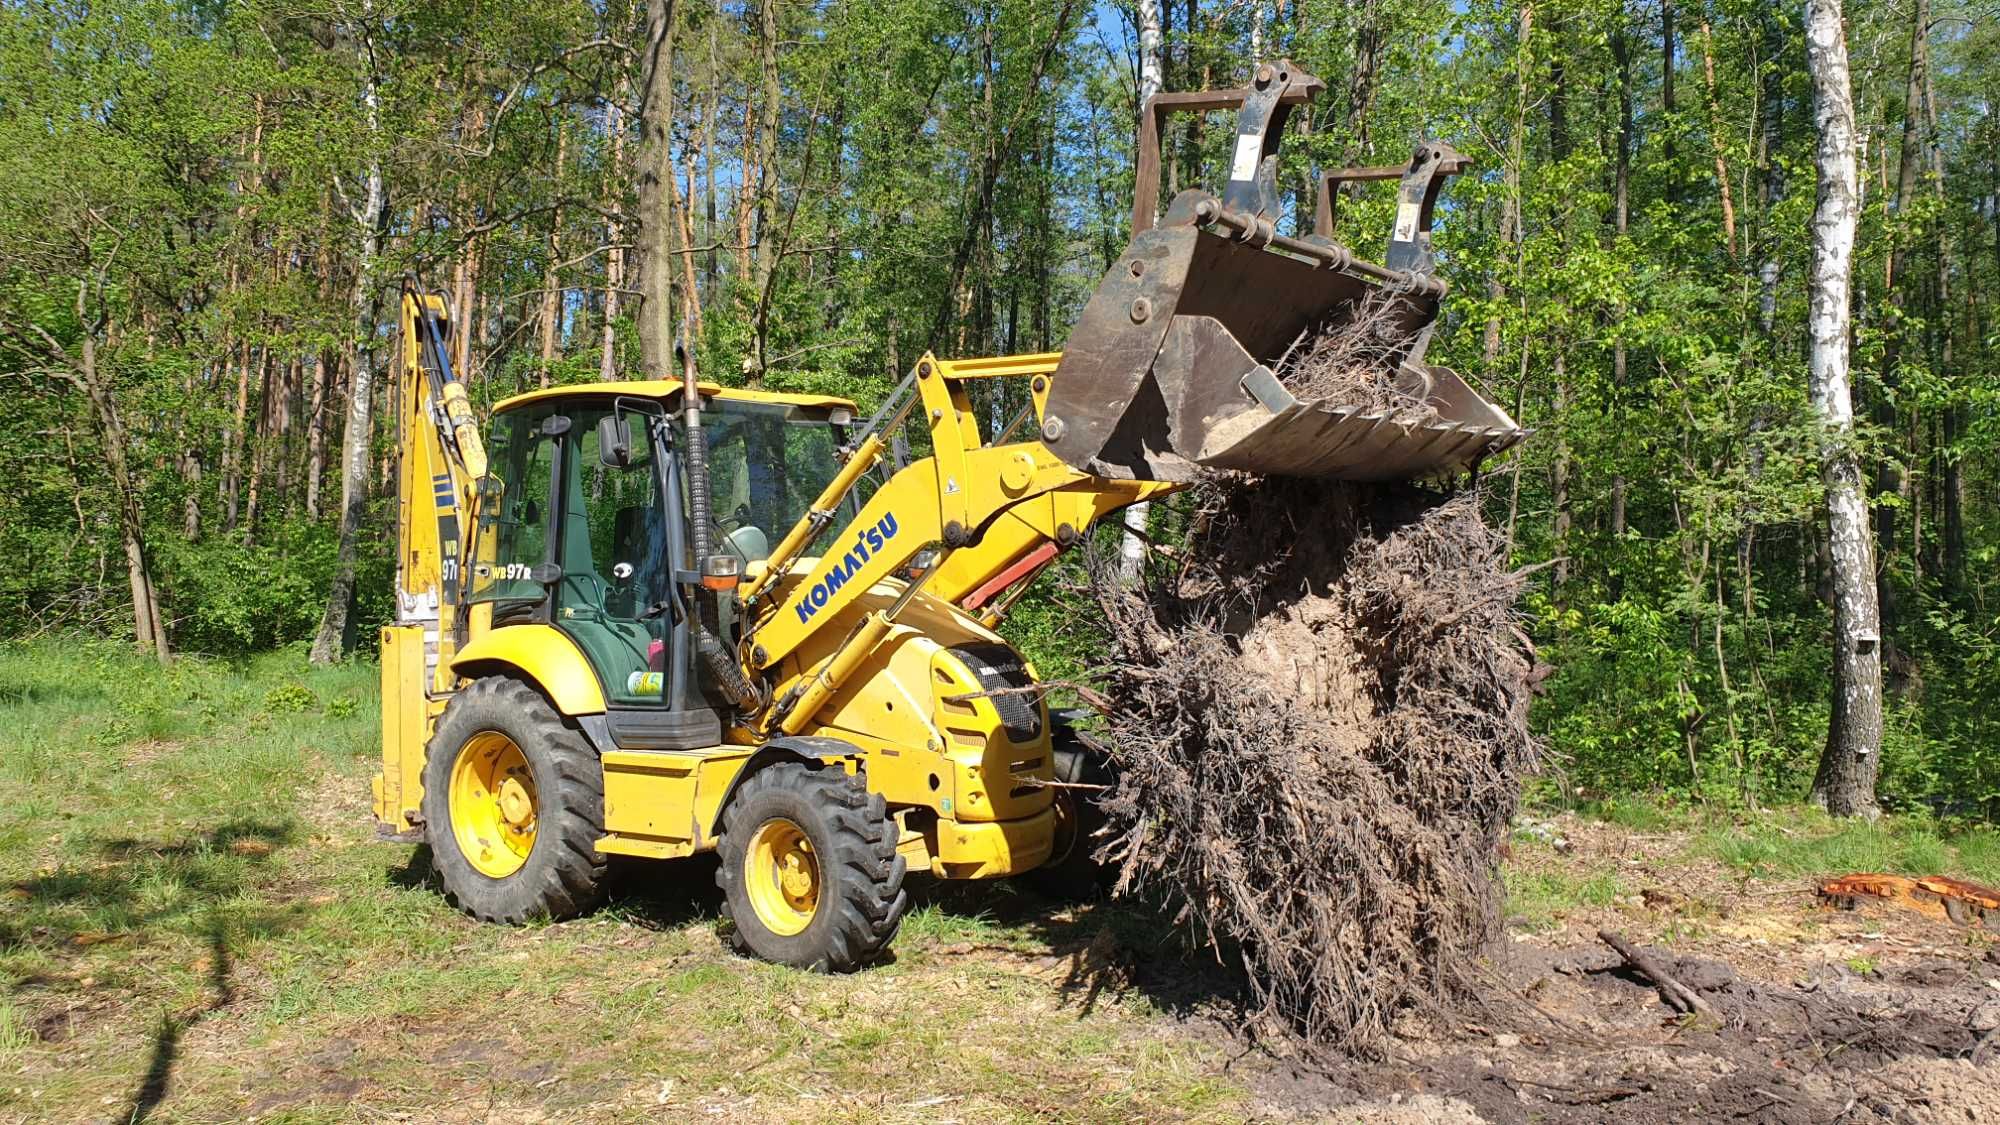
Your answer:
(1041, 61), (1526, 483)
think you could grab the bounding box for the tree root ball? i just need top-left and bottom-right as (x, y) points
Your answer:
(1090, 478), (1539, 1056)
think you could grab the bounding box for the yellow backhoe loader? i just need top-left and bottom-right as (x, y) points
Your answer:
(373, 63), (1525, 971)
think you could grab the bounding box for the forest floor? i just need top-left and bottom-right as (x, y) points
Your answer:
(3, 642), (2000, 1124)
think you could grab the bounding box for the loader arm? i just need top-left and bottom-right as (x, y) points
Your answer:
(739, 352), (1174, 734)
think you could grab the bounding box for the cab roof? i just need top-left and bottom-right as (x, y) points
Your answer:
(494, 379), (857, 415)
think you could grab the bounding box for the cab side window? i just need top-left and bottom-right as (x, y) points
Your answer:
(468, 407), (555, 604)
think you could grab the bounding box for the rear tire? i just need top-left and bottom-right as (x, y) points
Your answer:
(717, 763), (907, 972)
(421, 677), (608, 924)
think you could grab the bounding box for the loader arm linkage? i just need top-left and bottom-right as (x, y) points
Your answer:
(737, 352), (1175, 736)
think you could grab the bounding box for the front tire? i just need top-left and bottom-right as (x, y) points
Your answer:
(421, 677), (608, 924)
(717, 763), (907, 971)
(1023, 733), (1117, 901)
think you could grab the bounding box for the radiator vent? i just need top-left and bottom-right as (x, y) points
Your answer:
(946, 643), (1043, 744)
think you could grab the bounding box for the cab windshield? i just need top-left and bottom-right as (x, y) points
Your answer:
(700, 398), (855, 565)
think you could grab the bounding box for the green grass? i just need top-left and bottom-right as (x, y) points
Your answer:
(1502, 867), (1625, 931)
(1697, 808), (2000, 884)
(0, 639), (1244, 1123)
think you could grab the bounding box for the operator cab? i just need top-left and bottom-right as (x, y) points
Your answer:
(464, 381), (861, 745)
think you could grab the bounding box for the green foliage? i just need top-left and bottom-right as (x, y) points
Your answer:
(0, 0), (1995, 822)
(262, 683), (316, 714)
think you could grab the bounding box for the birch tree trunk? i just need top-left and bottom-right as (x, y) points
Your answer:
(1802, 0), (1882, 816)
(310, 44), (386, 666)
(1118, 0), (1165, 583)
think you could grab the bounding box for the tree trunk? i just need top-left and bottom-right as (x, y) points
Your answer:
(600, 85), (629, 384)
(306, 348), (332, 518)
(1609, 12), (1631, 536)
(678, 135), (705, 344)
(72, 320), (169, 660)
(1119, 0), (1166, 583)
(735, 96), (756, 294)
(1662, 0), (1677, 198)
(1698, 22), (1737, 255)
(244, 348), (274, 539)
(753, 0), (781, 293)
(1802, 0), (1882, 817)
(224, 341), (251, 530)
(310, 59), (386, 666)
(704, 21), (721, 295)
(635, 0), (679, 379)
(1870, 0), (1930, 649)
(1922, 27), (1963, 593)
(537, 123), (568, 389)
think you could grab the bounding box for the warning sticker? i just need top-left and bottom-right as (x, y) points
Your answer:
(1393, 198), (1422, 244)
(1230, 134), (1264, 182)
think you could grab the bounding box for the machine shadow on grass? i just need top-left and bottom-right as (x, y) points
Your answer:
(389, 842), (1245, 1020)
(3, 818), (300, 951)
(3, 819), (300, 1122)
(904, 877), (1250, 1023)
(388, 845), (726, 931)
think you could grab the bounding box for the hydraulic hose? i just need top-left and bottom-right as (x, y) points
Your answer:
(679, 338), (762, 713)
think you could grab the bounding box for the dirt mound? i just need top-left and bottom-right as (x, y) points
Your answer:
(1088, 478), (1538, 1055)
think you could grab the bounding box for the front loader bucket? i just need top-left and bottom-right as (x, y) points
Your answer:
(1041, 203), (1524, 483)
(1040, 65), (1525, 483)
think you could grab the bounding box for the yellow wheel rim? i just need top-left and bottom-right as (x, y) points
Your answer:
(449, 731), (538, 879)
(745, 818), (819, 936)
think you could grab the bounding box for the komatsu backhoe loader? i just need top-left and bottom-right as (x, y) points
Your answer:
(373, 62), (1524, 971)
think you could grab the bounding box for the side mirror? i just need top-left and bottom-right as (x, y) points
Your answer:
(598, 415), (634, 467)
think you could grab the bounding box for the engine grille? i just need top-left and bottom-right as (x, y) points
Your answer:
(947, 643), (1043, 744)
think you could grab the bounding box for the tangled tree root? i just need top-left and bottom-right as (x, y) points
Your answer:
(1089, 478), (1538, 1056)
(1273, 287), (1440, 421)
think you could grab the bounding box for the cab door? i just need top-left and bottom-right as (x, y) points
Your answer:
(555, 403), (722, 748)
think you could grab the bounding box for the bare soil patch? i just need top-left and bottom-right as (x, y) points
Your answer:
(1211, 816), (2000, 1122)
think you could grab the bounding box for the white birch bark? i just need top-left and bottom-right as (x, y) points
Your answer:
(1801, 0), (1882, 815)
(1118, 0), (1166, 582)
(311, 28), (386, 665)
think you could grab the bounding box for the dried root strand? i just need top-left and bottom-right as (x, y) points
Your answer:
(1274, 286), (1441, 423)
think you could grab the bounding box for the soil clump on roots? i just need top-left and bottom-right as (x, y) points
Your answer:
(1089, 477), (1537, 1056)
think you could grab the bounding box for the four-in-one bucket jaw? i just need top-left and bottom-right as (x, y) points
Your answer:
(1041, 61), (1526, 483)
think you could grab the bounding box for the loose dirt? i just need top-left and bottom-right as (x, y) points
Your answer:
(1205, 816), (2000, 1123)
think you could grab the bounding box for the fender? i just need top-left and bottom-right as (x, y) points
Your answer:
(450, 624), (607, 716)
(698, 735), (861, 842)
